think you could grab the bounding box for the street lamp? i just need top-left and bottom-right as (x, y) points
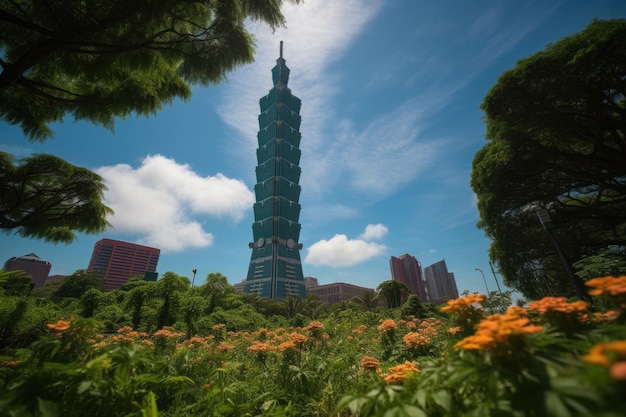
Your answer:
(536, 208), (587, 300)
(489, 261), (503, 294)
(475, 268), (490, 295)
(192, 268), (198, 287)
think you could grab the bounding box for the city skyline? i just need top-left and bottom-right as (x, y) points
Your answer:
(1, 1), (624, 295)
(2, 247), (468, 299)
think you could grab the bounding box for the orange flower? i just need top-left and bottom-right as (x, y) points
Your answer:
(277, 341), (297, 352)
(290, 332), (308, 345)
(403, 332), (432, 348)
(305, 321), (325, 331)
(247, 341), (274, 353)
(360, 356), (380, 370)
(583, 344), (612, 367)
(586, 276), (626, 297)
(454, 307), (542, 351)
(591, 310), (620, 323)
(447, 326), (461, 334)
(352, 325), (368, 335)
(421, 318), (444, 327)
(217, 342), (235, 352)
(153, 328), (184, 338)
(440, 293), (486, 313)
(610, 361), (626, 381)
(582, 340), (626, 376)
(181, 336), (210, 349)
(527, 297), (589, 315)
(377, 319), (398, 334)
(47, 319), (72, 332)
(384, 361), (419, 384)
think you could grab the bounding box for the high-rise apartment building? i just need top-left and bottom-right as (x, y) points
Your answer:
(389, 254), (428, 302)
(424, 259), (459, 304)
(2, 253), (51, 288)
(87, 239), (160, 291)
(244, 42), (306, 299)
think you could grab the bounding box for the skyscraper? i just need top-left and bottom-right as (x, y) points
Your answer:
(389, 254), (428, 302)
(244, 42), (306, 299)
(87, 239), (160, 291)
(424, 259), (459, 304)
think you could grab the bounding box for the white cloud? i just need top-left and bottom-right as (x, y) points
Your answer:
(305, 224), (387, 267)
(359, 223), (388, 240)
(339, 102), (441, 196)
(96, 154), (255, 252)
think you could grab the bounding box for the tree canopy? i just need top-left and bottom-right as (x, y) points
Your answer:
(0, 152), (112, 243)
(376, 280), (410, 309)
(0, 0), (300, 140)
(53, 270), (104, 299)
(471, 19), (626, 299)
(0, 270), (33, 297)
(0, 0), (300, 244)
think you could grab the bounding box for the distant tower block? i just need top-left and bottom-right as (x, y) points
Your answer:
(424, 259), (459, 304)
(88, 239), (160, 291)
(389, 254), (428, 302)
(244, 42), (306, 299)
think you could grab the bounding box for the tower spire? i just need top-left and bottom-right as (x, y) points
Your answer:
(280, 40), (283, 59)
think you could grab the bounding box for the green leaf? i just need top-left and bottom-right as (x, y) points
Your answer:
(37, 398), (59, 417)
(430, 389), (452, 412)
(383, 405), (426, 417)
(545, 391), (572, 417)
(140, 392), (159, 417)
(76, 380), (92, 394)
(414, 389), (427, 408)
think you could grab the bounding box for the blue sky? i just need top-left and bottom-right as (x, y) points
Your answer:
(1, 0), (625, 295)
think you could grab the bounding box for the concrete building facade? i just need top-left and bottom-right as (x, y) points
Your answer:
(2, 253), (51, 288)
(306, 281), (376, 306)
(87, 239), (160, 291)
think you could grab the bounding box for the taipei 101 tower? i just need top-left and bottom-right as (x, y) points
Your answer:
(244, 42), (307, 299)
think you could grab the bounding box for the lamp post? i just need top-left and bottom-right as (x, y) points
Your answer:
(488, 261), (503, 294)
(475, 268), (490, 295)
(192, 268), (197, 287)
(536, 209), (586, 300)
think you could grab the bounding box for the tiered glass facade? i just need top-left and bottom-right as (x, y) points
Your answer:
(244, 42), (306, 299)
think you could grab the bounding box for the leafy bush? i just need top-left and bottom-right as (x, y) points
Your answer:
(1, 276), (625, 416)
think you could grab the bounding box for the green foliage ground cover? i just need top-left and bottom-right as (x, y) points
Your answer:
(0, 273), (625, 416)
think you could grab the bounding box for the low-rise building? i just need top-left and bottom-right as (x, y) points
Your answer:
(2, 253), (51, 287)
